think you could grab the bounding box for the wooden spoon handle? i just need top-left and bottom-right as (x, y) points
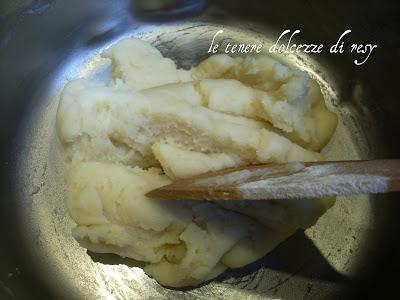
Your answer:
(146, 160), (400, 200)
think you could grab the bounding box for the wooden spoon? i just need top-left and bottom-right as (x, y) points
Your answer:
(146, 160), (400, 200)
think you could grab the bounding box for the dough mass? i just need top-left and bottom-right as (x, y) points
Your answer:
(56, 38), (337, 287)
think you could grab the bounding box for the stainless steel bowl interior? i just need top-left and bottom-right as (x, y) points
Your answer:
(1, 0), (400, 299)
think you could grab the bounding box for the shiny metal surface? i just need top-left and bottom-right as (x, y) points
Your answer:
(1, 0), (399, 299)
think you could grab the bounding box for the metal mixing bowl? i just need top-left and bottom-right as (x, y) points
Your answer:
(1, 0), (399, 299)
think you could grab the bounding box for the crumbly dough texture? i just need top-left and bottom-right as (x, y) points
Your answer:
(57, 38), (337, 287)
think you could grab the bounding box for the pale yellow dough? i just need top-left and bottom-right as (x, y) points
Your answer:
(193, 54), (338, 150)
(57, 38), (337, 287)
(102, 38), (191, 90)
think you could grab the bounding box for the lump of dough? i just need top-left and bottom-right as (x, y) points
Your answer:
(57, 79), (321, 169)
(152, 141), (242, 180)
(142, 81), (203, 106)
(193, 54), (297, 92)
(68, 162), (175, 231)
(192, 54), (236, 80)
(57, 38), (338, 288)
(192, 54), (337, 150)
(197, 79), (257, 117)
(196, 78), (315, 144)
(142, 79), (334, 151)
(68, 161), (333, 287)
(102, 38), (191, 90)
(69, 162), (184, 263)
(145, 203), (256, 287)
(68, 161), (268, 287)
